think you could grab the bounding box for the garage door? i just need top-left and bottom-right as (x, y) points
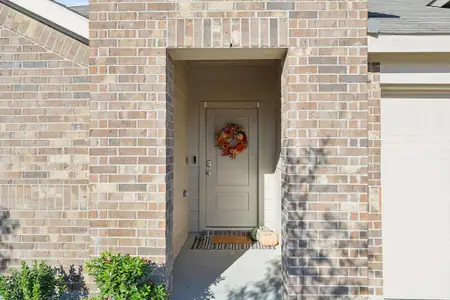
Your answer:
(382, 95), (450, 299)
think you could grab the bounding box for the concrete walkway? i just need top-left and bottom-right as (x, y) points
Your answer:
(171, 235), (282, 300)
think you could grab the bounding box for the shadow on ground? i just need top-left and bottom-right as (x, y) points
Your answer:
(171, 236), (238, 300)
(172, 138), (366, 299)
(226, 258), (282, 300)
(171, 236), (281, 300)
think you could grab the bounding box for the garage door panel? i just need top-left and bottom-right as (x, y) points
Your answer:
(382, 97), (450, 300)
(382, 98), (450, 133)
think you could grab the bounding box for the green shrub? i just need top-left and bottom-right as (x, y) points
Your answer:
(85, 251), (169, 300)
(0, 269), (22, 300)
(0, 261), (65, 300)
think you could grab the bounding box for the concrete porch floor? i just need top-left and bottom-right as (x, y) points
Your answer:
(171, 235), (282, 300)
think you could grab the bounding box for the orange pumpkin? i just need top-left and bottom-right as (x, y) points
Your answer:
(258, 232), (279, 247)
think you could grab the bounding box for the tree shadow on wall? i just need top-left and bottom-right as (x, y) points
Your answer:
(0, 210), (89, 299)
(0, 209), (19, 272)
(223, 138), (364, 300)
(58, 265), (89, 300)
(280, 138), (366, 299)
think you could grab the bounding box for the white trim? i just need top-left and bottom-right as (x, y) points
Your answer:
(381, 85), (450, 93)
(380, 62), (450, 85)
(381, 73), (450, 84)
(199, 103), (206, 231)
(168, 48), (287, 60)
(9, 0), (89, 40)
(201, 102), (259, 109)
(369, 35), (450, 53)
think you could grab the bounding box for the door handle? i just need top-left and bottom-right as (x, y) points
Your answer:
(206, 171), (212, 176)
(206, 160), (212, 167)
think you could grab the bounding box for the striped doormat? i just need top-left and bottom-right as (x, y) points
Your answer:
(191, 231), (276, 250)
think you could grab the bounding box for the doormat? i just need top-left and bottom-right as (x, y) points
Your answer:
(212, 235), (251, 245)
(191, 232), (276, 250)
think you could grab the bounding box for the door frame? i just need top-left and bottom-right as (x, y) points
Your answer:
(199, 101), (262, 230)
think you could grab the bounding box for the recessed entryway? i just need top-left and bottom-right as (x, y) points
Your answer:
(170, 55), (283, 258)
(168, 51), (284, 294)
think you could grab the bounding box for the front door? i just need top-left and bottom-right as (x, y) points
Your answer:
(204, 107), (258, 228)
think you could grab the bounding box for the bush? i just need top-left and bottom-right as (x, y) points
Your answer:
(57, 265), (88, 299)
(0, 261), (64, 300)
(85, 251), (169, 300)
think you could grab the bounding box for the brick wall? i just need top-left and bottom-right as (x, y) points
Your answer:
(281, 2), (369, 299)
(89, 0), (171, 285)
(0, 3), (89, 268)
(167, 14), (288, 48)
(368, 62), (383, 297)
(88, 0), (290, 287)
(0, 0), (374, 297)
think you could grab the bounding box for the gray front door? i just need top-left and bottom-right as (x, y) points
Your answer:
(204, 108), (258, 227)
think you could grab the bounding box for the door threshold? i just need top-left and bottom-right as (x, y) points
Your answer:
(201, 227), (255, 231)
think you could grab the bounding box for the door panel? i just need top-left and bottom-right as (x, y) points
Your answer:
(205, 108), (258, 227)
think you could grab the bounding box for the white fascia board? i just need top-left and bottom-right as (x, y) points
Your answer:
(9, 0), (88, 40)
(381, 72), (450, 84)
(369, 35), (450, 53)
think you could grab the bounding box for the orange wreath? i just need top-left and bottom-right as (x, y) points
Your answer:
(215, 123), (248, 159)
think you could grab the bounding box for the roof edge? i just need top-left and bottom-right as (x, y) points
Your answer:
(49, 1), (89, 19)
(67, 4), (89, 18)
(427, 0), (450, 7)
(1, 0), (88, 44)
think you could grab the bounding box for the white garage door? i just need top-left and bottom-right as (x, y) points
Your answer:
(382, 95), (450, 299)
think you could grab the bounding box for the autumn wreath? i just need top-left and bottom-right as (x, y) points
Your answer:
(215, 123), (248, 159)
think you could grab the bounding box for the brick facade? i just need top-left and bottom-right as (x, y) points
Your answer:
(89, 1), (171, 287)
(368, 62), (383, 297)
(0, 3), (89, 267)
(89, 0), (371, 297)
(0, 0), (381, 298)
(88, 0), (294, 288)
(281, 4), (369, 298)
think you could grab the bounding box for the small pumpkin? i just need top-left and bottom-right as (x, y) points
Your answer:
(259, 231), (279, 247)
(250, 226), (266, 242)
(250, 226), (278, 242)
